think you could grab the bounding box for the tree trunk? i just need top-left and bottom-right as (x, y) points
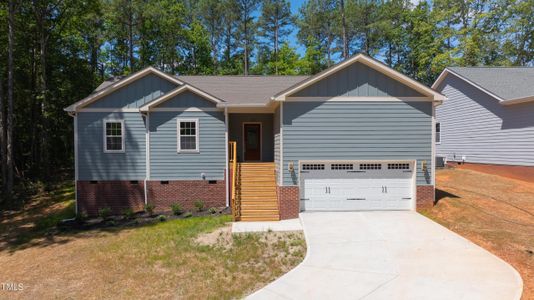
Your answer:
(6, 0), (15, 200)
(39, 23), (49, 181)
(0, 72), (6, 199)
(340, 0), (348, 59)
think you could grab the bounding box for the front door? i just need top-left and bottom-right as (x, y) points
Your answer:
(244, 123), (261, 161)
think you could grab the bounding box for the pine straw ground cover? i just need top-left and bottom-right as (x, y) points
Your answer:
(0, 183), (306, 299)
(422, 168), (534, 299)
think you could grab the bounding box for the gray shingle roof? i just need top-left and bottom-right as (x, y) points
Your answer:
(448, 67), (534, 101)
(177, 75), (309, 105)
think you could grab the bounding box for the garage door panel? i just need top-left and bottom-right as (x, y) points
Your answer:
(300, 161), (414, 211)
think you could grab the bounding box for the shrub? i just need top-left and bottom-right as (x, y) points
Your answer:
(144, 203), (156, 216)
(98, 207), (112, 220)
(194, 200), (205, 212)
(158, 215), (167, 222)
(76, 212), (88, 223)
(122, 208), (135, 220)
(183, 212), (193, 218)
(171, 203), (183, 215)
(208, 207), (217, 214)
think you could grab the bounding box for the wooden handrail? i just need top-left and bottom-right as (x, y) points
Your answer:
(229, 141), (239, 220)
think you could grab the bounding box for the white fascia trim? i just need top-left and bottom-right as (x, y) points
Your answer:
(284, 96), (434, 102)
(217, 103), (268, 108)
(274, 54), (446, 101)
(64, 67), (183, 112)
(433, 69), (505, 102)
(139, 84), (223, 112)
(78, 108), (140, 112)
(150, 107), (221, 112)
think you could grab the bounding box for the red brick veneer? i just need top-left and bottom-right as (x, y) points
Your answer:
(277, 186), (300, 220)
(147, 180), (226, 213)
(77, 181), (145, 216)
(416, 185), (435, 210)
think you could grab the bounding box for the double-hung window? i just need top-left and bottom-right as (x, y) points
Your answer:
(104, 120), (125, 152)
(436, 122), (441, 144)
(177, 119), (199, 152)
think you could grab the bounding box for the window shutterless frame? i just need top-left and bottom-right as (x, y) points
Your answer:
(103, 119), (125, 153)
(177, 118), (199, 153)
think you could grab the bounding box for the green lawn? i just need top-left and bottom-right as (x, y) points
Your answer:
(0, 182), (306, 299)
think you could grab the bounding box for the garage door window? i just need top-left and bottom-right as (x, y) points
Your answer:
(388, 163), (410, 170)
(331, 164), (353, 170)
(360, 163), (382, 170)
(302, 164), (325, 170)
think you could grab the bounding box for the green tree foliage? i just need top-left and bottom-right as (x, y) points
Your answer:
(0, 0), (532, 202)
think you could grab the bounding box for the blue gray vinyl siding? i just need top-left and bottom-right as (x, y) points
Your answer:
(156, 90), (217, 108)
(87, 74), (177, 108)
(149, 110), (226, 180)
(229, 113), (274, 162)
(436, 74), (534, 166)
(274, 106), (281, 183)
(293, 62), (424, 98)
(282, 101), (433, 186)
(78, 112), (146, 180)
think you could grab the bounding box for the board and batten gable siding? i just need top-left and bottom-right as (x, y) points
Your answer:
(149, 110), (226, 180)
(436, 74), (534, 166)
(78, 112), (146, 180)
(292, 62), (425, 98)
(228, 113), (274, 162)
(156, 90), (217, 108)
(87, 74), (178, 109)
(282, 101), (433, 186)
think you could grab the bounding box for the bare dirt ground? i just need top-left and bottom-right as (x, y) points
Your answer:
(423, 167), (534, 299)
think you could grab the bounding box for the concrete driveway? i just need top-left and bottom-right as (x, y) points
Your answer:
(248, 212), (523, 300)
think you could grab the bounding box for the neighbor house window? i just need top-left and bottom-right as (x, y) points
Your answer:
(103, 120), (125, 152)
(177, 119), (199, 152)
(436, 122), (441, 143)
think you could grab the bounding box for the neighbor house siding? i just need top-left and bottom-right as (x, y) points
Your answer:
(78, 112), (146, 180)
(436, 74), (534, 166)
(149, 110), (226, 180)
(228, 113), (274, 162)
(293, 62), (424, 98)
(282, 101), (433, 186)
(86, 74), (178, 109)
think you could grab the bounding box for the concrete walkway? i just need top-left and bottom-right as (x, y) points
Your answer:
(232, 218), (302, 233)
(248, 211), (523, 300)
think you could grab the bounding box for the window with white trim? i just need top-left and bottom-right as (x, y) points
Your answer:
(104, 120), (124, 152)
(177, 119), (199, 152)
(436, 122), (441, 143)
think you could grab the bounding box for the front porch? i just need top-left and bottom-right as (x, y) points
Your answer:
(228, 113), (275, 163)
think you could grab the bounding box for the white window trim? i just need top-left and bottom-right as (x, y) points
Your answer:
(103, 119), (125, 153)
(435, 122), (441, 144)
(177, 118), (200, 153)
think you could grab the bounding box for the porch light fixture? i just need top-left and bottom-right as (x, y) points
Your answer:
(288, 162), (294, 172)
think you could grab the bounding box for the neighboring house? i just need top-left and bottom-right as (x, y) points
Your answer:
(65, 54), (444, 221)
(433, 67), (534, 167)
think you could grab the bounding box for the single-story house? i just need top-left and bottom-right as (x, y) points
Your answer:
(65, 54), (444, 221)
(433, 67), (534, 167)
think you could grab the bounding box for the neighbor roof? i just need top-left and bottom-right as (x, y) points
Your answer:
(177, 76), (308, 106)
(432, 67), (534, 105)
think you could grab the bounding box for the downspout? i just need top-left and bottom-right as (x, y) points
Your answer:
(224, 107), (229, 207)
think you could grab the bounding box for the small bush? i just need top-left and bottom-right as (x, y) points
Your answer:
(183, 212), (193, 218)
(208, 207), (217, 214)
(122, 208), (135, 220)
(144, 203), (156, 216)
(194, 200), (205, 212)
(76, 212), (88, 223)
(98, 207), (112, 220)
(171, 203), (183, 215)
(158, 215), (167, 222)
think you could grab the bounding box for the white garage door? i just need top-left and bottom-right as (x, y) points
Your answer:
(300, 161), (414, 211)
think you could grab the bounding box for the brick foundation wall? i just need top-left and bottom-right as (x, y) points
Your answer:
(77, 181), (145, 216)
(277, 186), (300, 220)
(416, 185), (435, 210)
(147, 180), (226, 212)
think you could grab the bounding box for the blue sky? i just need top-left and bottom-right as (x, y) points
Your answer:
(287, 0), (306, 55)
